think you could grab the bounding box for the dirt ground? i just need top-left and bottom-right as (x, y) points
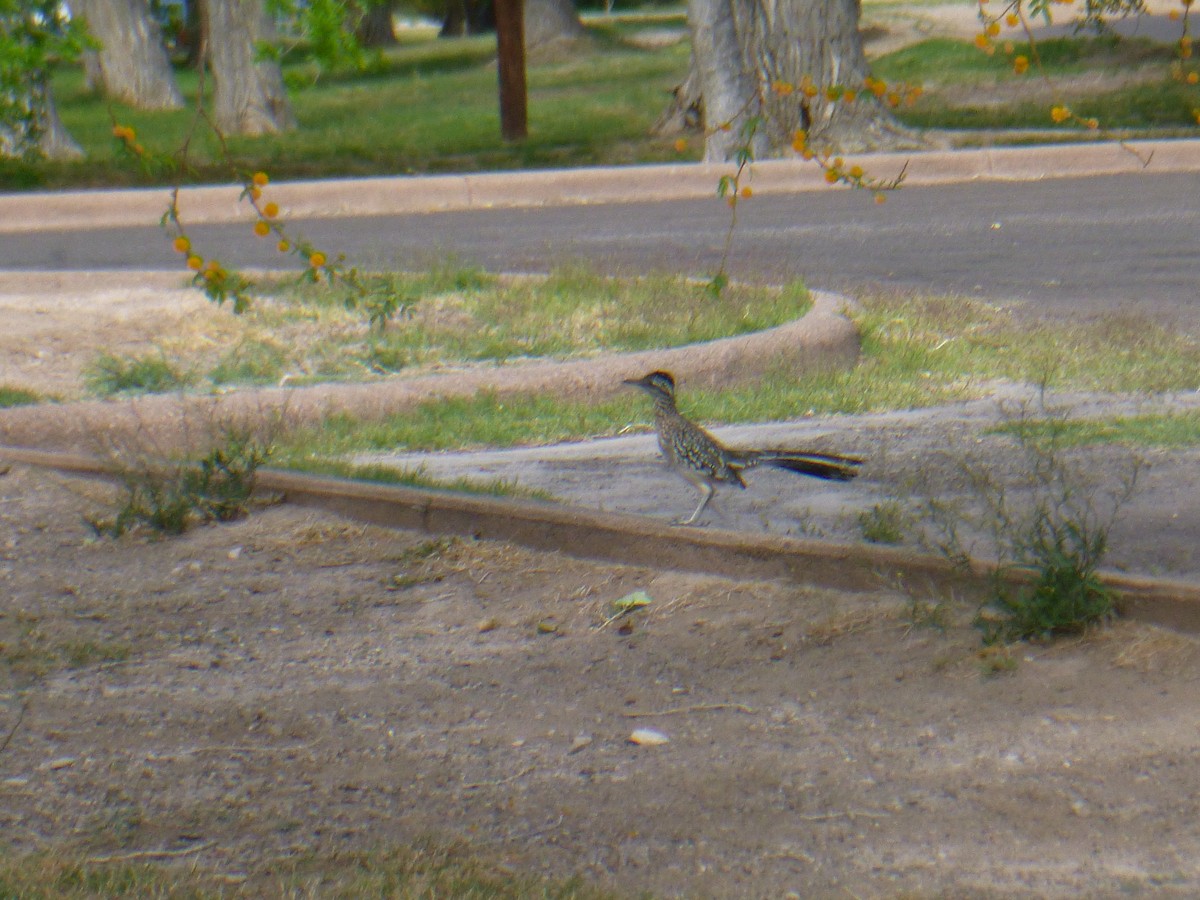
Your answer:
(5, 277), (1200, 897)
(4, 462), (1200, 898)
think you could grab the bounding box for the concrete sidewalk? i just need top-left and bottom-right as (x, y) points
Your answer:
(2, 138), (1198, 235)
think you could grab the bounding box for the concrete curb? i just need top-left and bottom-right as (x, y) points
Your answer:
(3, 138), (1198, 234)
(3, 445), (1198, 633)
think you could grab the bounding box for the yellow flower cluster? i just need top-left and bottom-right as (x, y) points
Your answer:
(111, 124), (145, 156)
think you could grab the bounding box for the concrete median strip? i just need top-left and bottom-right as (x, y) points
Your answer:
(3, 444), (1199, 634)
(0, 289), (860, 452)
(2, 139), (1198, 233)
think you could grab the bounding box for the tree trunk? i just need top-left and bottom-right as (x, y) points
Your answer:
(74, 0), (184, 110)
(440, 0), (494, 36)
(37, 86), (83, 159)
(200, 0), (295, 136)
(524, 0), (584, 53)
(682, 0), (917, 160)
(651, 48), (702, 137)
(356, 1), (398, 47)
(687, 0), (766, 161)
(0, 83), (83, 160)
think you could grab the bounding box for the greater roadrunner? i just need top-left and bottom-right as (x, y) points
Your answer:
(623, 370), (863, 525)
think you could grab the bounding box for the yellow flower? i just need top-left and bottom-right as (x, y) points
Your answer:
(277, 239), (290, 253)
(1014, 55), (1029, 74)
(1189, 71), (1200, 84)
(186, 255), (203, 271)
(740, 186), (753, 199)
(252, 171), (269, 187)
(111, 124), (135, 142)
(673, 137), (688, 153)
(874, 193), (887, 205)
(172, 236), (190, 254)
(848, 164), (864, 179)
(254, 220), (271, 237)
(772, 80), (794, 96)
(1169, 8), (1180, 18)
(824, 169), (840, 184)
(1005, 13), (1019, 26)
(986, 21), (1001, 36)
(843, 89), (857, 102)
(1086, 118), (1099, 129)
(249, 186), (262, 201)
(263, 202), (280, 219)
(309, 251), (326, 268)
(975, 33), (991, 50)
(1051, 105), (1071, 123)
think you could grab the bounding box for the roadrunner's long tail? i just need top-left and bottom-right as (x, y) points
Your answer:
(730, 449), (863, 482)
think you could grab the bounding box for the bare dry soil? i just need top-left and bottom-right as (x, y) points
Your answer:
(3, 278), (1200, 897)
(4, 463), (1200, 898)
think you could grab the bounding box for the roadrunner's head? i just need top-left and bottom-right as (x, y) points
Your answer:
(623, 370), (676, 404)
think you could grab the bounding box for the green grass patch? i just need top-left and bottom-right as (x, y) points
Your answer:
(1, 620), (131, 682)
(281, 290), (1200, 455)
(337, 268), (811, 365)
(178, 269), (811, 389)
(83, 352), (196, 397)
(876, 35), (1169, 86)
(279, 456), (554, 500)
(6, 23), (693, 191)
(0, 385), (42, 407)
(0, 840), (613, 898)
(289, 390), (643, 455)
(873, 36), (1199, 131)
(990, 410), (1200, 448)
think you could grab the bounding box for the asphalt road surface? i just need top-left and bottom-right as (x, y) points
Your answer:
(4, 170), (1198, 325)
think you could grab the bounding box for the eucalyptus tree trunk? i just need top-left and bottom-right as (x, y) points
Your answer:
(0, 83), (82, 160)
(681, 0), (914, 160)
(440, 0), (494, 36)
(36, 86), (83, 159)
(200, 0), (295, 136)
(356, 1), (398, 47)
(75, 0), (183, 110)
(524, 0), (584, 52)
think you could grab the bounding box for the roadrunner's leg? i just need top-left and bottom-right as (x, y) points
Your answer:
(677, 477), (715, 526)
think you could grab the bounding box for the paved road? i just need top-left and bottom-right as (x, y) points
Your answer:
(4, 170), (1198, 324)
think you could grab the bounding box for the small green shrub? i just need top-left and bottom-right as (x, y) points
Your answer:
(925, 402), (1138, 645)
(83, 352), (194, 396)
(88, 431), (272, 538)
(0, 386), (41, 407)
(976, 532), (1116, 645)
(209, 339), (289, 385)
(857, 500), (909, 544)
